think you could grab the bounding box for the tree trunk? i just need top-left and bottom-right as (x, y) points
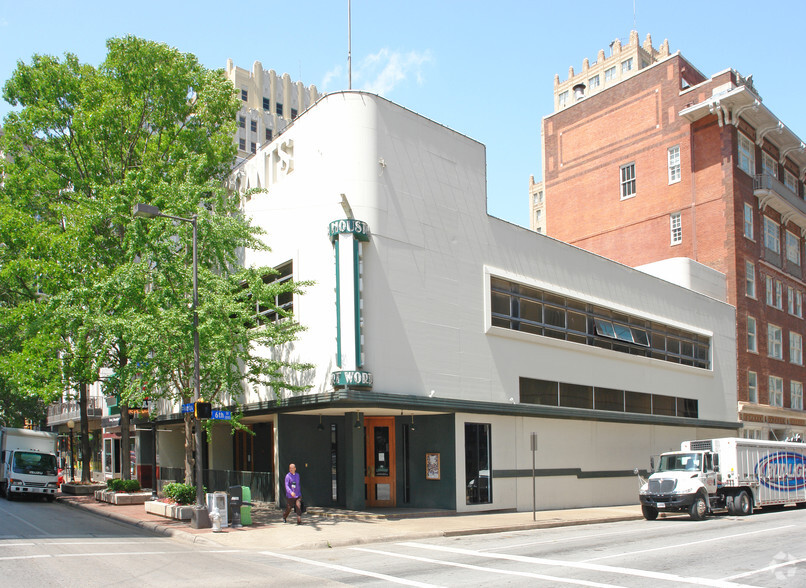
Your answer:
(78, 381), (92, 483)
(120, 402), (131, 480)
(119, 349), (131, 480)
(184, 413), (193, 485)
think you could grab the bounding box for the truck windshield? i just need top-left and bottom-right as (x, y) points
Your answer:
(12, 452), (58, 476)
(657, 452), (702, 472)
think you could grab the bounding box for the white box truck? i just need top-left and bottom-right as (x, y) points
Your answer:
(0, 427), (60, 501)
(638, 437), (806, 520)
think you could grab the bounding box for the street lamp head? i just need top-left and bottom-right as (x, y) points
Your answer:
(133, 203), (162, 219)
(67, 419), (75, 430)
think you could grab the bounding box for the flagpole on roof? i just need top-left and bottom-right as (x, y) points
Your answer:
(348, 0), (352, 90)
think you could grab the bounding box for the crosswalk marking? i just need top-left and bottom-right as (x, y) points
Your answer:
(397, 542), (756, 588)
(260, 550), (440, 587)
(352, 546), (618, 587)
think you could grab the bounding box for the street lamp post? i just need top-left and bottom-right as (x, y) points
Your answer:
(133, 203), (210, 528)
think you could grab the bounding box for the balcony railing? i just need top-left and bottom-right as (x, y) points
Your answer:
(46, 397), (105, 426)
(754, 173), (806, 221)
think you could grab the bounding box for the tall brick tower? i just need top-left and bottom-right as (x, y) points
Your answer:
(538, 32), (806, 440)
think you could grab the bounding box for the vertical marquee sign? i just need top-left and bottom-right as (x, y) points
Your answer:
(329, 218), (373, 389)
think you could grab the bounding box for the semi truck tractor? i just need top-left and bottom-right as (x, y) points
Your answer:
(638, 437), (806, 520)
(0, 427), (60, 501)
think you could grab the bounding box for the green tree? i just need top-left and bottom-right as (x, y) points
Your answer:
(1, 36), (312, 485)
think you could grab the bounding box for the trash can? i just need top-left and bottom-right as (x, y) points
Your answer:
(229, 485), (243, 527)
(241, 486), (252, 526)
(206, 492), (228, 528)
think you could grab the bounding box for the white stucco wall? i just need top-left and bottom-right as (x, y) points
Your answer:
(238, 91), (736, 422)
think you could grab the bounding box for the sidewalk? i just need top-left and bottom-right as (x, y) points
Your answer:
(57, 494), (644, 550)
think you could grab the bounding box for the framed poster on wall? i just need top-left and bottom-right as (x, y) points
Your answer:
(426, 453), (440, 480)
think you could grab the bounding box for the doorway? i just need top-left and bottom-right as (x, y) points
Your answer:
(365, 416), (396, 506)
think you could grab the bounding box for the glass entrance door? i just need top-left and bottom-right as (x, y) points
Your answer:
(365, 417), (396, 507)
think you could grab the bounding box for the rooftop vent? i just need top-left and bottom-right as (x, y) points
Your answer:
(573, 83), (586, 101)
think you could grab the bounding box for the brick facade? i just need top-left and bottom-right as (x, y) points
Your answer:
(541, 40), (806, 439)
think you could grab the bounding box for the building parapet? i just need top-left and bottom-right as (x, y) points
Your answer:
(552, 31), (670, 112)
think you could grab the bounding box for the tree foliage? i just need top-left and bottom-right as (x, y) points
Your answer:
(1, 36), (312, 483)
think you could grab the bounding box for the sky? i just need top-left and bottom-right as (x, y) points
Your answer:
(1, 1), (804, 228)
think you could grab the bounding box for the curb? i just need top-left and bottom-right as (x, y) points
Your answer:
(57, 497), (218, 546)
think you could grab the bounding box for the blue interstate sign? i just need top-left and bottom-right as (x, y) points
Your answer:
(212, 410), (232, 420)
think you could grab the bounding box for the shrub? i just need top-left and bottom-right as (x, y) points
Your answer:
(107, 478), (142, 492)
(122, 479), (141, 492)
(163, 482), (201, 505)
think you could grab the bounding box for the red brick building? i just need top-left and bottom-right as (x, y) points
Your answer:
(540, 33), (806, 440)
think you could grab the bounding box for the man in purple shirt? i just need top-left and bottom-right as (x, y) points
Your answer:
(283, 463), (302, 524)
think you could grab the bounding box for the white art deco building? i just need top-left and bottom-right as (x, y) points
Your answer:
(156, 91), (739, 513)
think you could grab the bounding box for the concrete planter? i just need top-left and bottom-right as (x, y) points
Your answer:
(144, 500), (194, 521)
(94, 489), (153, 505)
(60, 483), (106, 496)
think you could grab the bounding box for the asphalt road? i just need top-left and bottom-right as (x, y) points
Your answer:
(2, 495), (805, 587)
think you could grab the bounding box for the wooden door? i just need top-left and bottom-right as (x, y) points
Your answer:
(365, 417), (396, 507)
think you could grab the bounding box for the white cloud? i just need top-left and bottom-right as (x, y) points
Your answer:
(322, 49), (433, 95)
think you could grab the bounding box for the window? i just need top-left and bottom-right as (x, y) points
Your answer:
(790, 332), (803, 365)
(238, 115), (246, 129)
(250, 120), (257, 133)
(250, 142), (256, 154)
(792, 381), (804, 410)
(769, 376), (784, 407)
(743, 203), (754, 239)
(768, 324), (783, 359)
(748, 371), (758, 403)
(668, 145), (681, 183)
(747, 316), (757, 352)
(738, 132), (754, 175)
(620, 163), (636, 199)
(520, 378), (697, 418)
(558, 91), (569, 108)
(621, 58), (634, 73)
(764, 217), (780, 253)
(291, 108), (298, 119)
(788, 286), (796, 314)
(465, 423), (492, 505)
(262, 97), (270, 110)
(491, 277), (710, 369)
(265, 128), (273, 142)
(797, 291), (803, 318)
(238, 138), (246, 151)
(762, 151), (776, 178)
(588, 75), (600, 89)
(745, 261), (756, 298)
(785, 169), (797, 194)
(605, 66), (616, 82)
(670, 212), (682, 245)
(241, 88), (248, 101)
(251, 261), (294, 325)
(275, 102), (283, 117)
(765, 276), (782, 309)
(787, 231), (801, 265)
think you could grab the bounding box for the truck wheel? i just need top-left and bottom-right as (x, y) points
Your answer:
(641, 505), (659, 520)
(726, 494), (737, 516)
(733, 491), (752, 516)
(689, 494), (708, 520)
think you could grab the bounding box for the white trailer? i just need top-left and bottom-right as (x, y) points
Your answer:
(0, 427), (60, 501)
(638, 437), (806, 520)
